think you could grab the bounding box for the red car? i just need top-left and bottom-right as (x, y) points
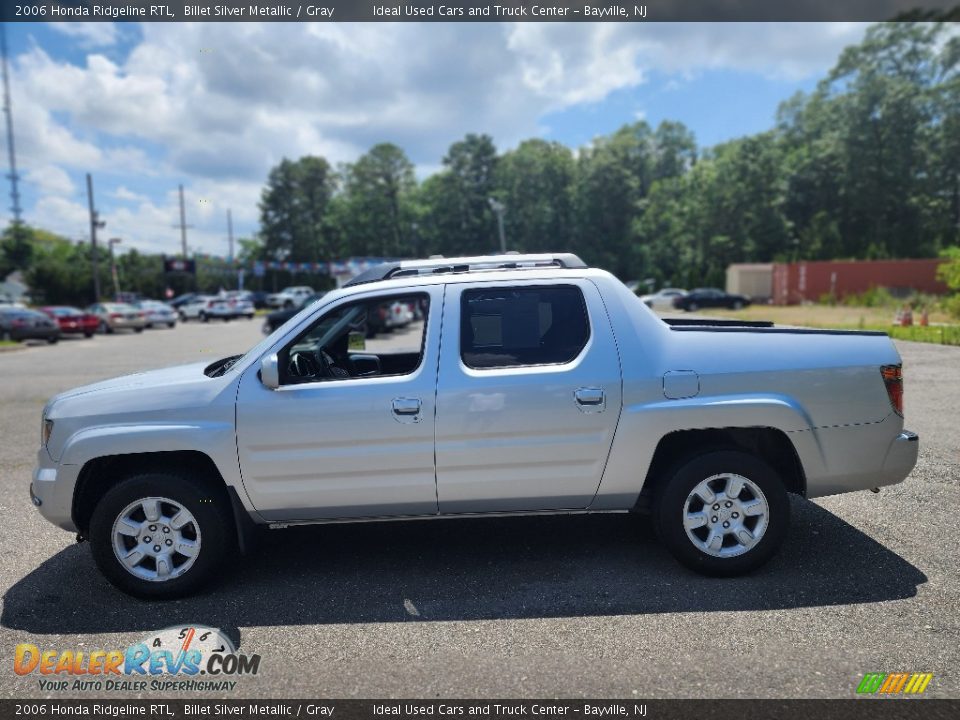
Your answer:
(40, 306), (100, 338)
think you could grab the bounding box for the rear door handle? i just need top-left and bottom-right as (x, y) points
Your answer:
(574, 387), (605, 411)
(391, 397), (422, 416)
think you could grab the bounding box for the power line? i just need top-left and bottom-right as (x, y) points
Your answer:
(0, 23), (23, 226)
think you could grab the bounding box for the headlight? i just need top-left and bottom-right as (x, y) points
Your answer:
(42, 418), (54, 447)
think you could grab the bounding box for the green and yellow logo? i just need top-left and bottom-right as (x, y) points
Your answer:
(856, 672), (933, 695)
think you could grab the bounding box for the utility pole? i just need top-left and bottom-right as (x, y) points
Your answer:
(86, 173), (105, 302)
(1, 23), (23, 227)
(177, 184), (189, 258)
(488, 197), (506, 253)
(226, 208), (234, 260)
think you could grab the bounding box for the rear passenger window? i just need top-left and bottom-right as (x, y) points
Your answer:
(460, 286), (590, 369)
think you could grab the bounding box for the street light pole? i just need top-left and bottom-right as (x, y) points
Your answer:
(488, 198), (506, 253)
(86, 173), (105, 303)
(108, 237), (122, 300)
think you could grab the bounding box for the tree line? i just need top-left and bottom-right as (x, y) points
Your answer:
(2, 21), (958, 307)
(251, 21), (960, 288)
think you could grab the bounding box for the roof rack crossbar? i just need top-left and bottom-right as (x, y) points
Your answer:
(343, 253), (587, 287)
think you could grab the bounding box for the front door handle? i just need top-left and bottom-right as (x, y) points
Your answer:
(391, 397), (422, 416)
(574, 387), (605, 411)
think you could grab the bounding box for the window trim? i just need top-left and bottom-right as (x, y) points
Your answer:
(277, 291), (432, 387)
(459, 283), (592, 371)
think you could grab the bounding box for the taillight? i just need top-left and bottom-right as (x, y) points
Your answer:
(881, 365), (903, 417)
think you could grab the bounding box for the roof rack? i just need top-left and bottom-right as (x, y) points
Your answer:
(343, 253), (588, 288)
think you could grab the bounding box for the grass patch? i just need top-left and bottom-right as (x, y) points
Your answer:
(696, 305), (960, 346)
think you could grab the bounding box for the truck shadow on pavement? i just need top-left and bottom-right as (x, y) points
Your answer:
(2, 497), (926, 639)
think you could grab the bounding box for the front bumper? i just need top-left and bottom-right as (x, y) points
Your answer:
(30, 452), (80, 532)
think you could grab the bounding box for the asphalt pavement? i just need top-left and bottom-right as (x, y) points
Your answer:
(0, 318), (957, 698)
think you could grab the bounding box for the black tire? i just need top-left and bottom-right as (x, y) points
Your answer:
(134, 327), (144, 334)
(284, 300), (293, 309)
(1, 330), (10, 342)
(47, 336), (59, 344)
(687, 302), (698, 312)
(200, 312), (209, 323)
(168, 322), (176, 329)
(99, 320), (113, 334)
(732, 300), (744, 310)
(179, 313), (188, 323)
(653, 450), (789, 577)
(89, 473), (234, 599)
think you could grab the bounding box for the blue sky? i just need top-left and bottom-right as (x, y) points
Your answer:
(2, 21), (863, 256)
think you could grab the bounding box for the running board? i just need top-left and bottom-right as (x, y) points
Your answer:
(266, 507), (629, 530)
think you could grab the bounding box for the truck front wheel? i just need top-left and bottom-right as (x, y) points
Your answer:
(654, 450), (789, 576)
(89, 473), (233, 599)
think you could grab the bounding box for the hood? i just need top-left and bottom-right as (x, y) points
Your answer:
(46, 361), (216, 418)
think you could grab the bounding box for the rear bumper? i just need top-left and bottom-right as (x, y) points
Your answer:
(801, 418), (919, 498)
(879, 430), (919, 487)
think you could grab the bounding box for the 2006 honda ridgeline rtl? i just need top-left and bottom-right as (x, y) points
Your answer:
(31, 254), (919, 598)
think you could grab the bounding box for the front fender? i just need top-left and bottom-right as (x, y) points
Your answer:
(59, 422), (246, 505)
(60, 422), (237, 469)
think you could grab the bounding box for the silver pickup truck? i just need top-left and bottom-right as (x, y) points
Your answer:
(31, 254), (919, 598)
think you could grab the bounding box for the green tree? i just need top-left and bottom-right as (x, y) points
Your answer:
(336, 143), (417, 257)
(421, 133), (499, 256)
(259, 156), (337, 264)
(0, 223), (33, 278)
(494, 139), (576, 253)
(573, 121), (655, 278)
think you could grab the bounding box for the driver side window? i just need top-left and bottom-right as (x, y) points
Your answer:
(280, 293), (430, 385)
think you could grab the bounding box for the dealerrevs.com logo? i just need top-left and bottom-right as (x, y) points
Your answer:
(13, 625), (261, 693)
(856, 673), (934, 695)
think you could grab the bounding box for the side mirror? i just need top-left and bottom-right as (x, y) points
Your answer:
(260, 353), (280, 389)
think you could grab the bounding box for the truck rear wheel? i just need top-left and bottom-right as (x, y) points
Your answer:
(89, 473), (233, 599)
(653, 450), (789, 576)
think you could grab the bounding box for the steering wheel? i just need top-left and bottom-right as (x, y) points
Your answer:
(314, 348), (334, 377)
(288, 351), (321, 378)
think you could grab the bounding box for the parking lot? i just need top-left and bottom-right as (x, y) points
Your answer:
(0, 320), (957, 698)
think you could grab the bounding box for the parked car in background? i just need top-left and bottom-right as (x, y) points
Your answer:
(39, 306), (99, 338)
(169, 293), (200, 309)
(386, 300), (414, 329)
(180, 296), (255, 322)
(640, 288), (687, 310)
(87, 303), (147, 334)
(0, 307), (60, 343)
(225, 290), (269, 309)
(115, 292), (145, 305)
(673, 288), (751, 312)
(267, 286), (314, 309)
(262, 292), (327, 335)
(248, 290), (270, 309)
(134, 300), (178, 329)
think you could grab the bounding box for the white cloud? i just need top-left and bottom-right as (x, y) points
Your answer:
(47, 22), (118, 48)
(7, 21), (870, 254)
(24, 165), (74, 197)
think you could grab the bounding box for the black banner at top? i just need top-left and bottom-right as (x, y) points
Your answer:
(3, 1), (960, 23)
